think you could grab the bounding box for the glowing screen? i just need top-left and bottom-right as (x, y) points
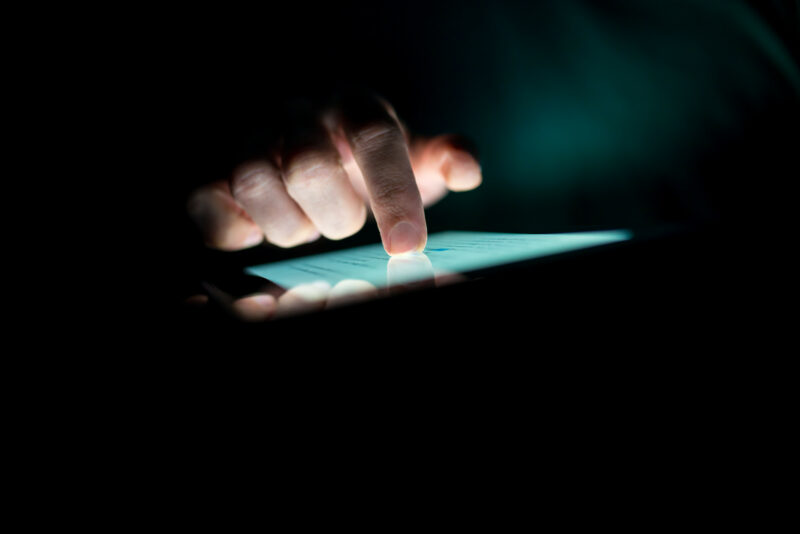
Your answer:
(246, 230), (632, 289)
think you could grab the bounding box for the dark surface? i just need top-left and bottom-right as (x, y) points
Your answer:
(165, 223), (769, 355)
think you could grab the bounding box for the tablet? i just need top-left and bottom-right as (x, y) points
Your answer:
(245, 230), (632, 299)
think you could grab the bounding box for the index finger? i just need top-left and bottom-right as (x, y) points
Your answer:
(334, 91), (426, 255)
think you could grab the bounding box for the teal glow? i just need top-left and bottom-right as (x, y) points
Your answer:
(246, 230), (632, 289)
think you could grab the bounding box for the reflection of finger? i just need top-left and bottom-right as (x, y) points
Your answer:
(275, 281), (331, 318)
(186, 181), (264, 250)
(327, 279), (379, 309)
(387, 252), (436, 294)
(282, 106), (367, 240)
(230, 160), (318, 248)
(231, 294), (277, 322)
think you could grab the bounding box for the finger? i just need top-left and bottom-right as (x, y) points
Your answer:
(231, 294), (277, 322)
(275, 281), (331, 318)
(186, 180), (264, 250)
(335, 91), (427, 255)
(281, 103), (366, 240)
(202, 277), (283, 322)
(323, 111), (371, 203)
(327, 279), (379, 309)
(408, 139), (449, 206)
(230, 159), (319, 248)
(412, 134), (482, 193)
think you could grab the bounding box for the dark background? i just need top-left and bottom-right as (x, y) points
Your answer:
(39, 1), (795, 479)
(138, 0), (798, 336)
(11, 2), (794, 498)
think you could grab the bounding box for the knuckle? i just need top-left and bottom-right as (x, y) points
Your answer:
(350, 122), (403, 154)
(283, 152), (338, 192)
(230, 167), (280, 201)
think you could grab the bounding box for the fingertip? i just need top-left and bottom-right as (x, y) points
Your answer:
(232, 294), (277, 322)
(187, 183), (265, 251)
(275, 282), (331, 318)
(268, 222), (320, 248)
(443, 150), (482, 192)
(241, 227), (265, 248)
(305, 229), (322, 243)
(210, 222), (264, 251)
(387, 221), (427, 256)
(327, 279), (379, 309)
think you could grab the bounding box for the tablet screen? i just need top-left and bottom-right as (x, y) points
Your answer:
(246, 230), (632, 290)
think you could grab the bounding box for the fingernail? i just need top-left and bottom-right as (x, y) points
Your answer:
(388, 221), (424, 255)
(233, 294), (276, 322)
(243, 228), (264, 247)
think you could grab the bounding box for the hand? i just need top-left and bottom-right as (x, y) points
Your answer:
(186, 252), (465, 322)
(186, 90), (482, 255)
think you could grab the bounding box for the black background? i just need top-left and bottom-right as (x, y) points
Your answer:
(24, 1), (796, 493)
(130, 0), (797, 355)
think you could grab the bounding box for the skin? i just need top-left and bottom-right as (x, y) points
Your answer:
(186, 91), (482, 320)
